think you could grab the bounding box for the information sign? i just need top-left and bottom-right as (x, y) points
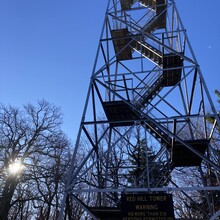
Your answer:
(121, 193), (175, 220)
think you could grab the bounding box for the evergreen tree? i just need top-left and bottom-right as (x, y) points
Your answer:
(127, 138), (168, 188)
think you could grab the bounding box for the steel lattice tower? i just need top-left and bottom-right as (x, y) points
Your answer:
(59, 1), (220, 219)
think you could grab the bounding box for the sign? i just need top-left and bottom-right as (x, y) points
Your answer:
(121, 193), (174, 220)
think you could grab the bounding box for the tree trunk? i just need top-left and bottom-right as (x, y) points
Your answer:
(0, 176), (17, 220)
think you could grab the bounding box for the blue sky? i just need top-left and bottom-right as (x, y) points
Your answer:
(0, 0), (219, 140)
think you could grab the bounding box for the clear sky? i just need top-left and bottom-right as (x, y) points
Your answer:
(0, 0), (219, 140)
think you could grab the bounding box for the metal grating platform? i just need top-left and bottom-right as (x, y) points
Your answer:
(103, 101), (140, 127)
(90, 207), (121, 220)
(111, 29), (132, 61)
(172, 139), (210, 167)
(162, 53), (183, 86)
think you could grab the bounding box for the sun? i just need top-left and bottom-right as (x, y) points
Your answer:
(8, 161), (24, 175)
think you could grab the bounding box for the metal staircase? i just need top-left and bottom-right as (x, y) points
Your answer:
(103, 101), (172, 147)
(142, 0), (167, 32)
(111, 30), (183, 102)
(109, 0), (182, 157)
(132, 38), (163, 65)
(120, 0), (167, 32)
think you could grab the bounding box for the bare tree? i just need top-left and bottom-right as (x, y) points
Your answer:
(0, 99), (71, 220)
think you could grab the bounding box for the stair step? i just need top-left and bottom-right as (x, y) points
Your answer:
(141, 0), (155, 8)
(132, 39), (163, 64)
(145, 120), (172, 146)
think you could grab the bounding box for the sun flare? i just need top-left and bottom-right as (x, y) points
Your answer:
(9, 161), (24, 175)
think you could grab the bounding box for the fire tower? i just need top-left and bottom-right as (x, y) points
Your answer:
(59, 0), (220, 219)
